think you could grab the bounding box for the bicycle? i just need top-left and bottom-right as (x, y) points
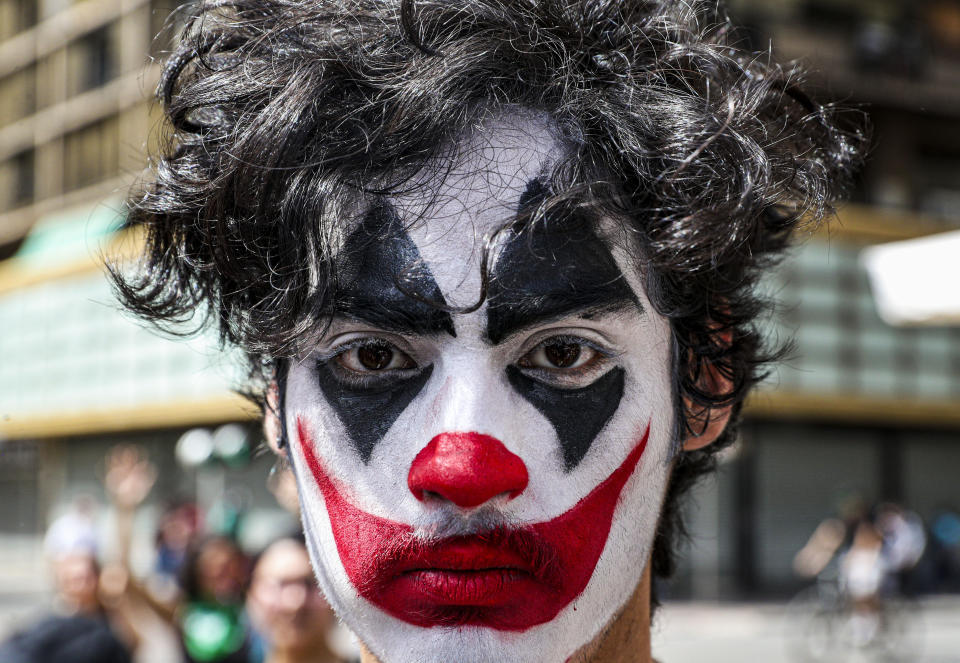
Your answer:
(784, 568), (924, 663)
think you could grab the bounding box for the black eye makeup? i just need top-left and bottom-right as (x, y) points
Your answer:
(311, 335), (434, 462)
(506, 330), (626, 470)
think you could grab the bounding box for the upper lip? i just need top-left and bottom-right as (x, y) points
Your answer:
(391, 536), (533, 575)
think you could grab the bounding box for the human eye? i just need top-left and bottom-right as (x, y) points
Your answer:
(319, 338), (420, 388)
(515, 334), (614, 388)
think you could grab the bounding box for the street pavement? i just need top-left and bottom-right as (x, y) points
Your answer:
(653, 598), (960, 663)
(3, 591), (957, 661)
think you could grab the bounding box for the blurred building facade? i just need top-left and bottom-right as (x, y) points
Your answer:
(677, 0), (960, 598)
(0, 0), (282, 631)
(0, 0), (958, 624)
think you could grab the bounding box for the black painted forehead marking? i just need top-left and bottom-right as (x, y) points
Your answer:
(336, 201), (456, 337)
(485, 178), (640, 345)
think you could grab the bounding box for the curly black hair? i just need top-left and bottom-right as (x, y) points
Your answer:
(114, 0), (866, 606)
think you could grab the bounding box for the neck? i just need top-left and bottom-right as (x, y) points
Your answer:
(360, 565), (653, 663)
(571, 564), (653, 663)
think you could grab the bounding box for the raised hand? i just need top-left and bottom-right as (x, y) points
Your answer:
(104, 445), (157, 511)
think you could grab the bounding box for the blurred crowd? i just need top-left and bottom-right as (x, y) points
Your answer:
(794, 493), (960, 599)
(3, 443), (960, 663)
(0, 446), (355, 663)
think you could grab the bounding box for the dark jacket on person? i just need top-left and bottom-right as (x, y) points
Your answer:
(0, 613), (132, 663)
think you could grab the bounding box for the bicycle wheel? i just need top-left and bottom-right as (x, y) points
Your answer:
(784, 585), (850, 663)
(868, 597), (925, 662)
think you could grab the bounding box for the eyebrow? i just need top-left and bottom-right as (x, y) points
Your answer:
(485, 177), (640, 344)
(334, 300), (456, 337)
(486, 287), (640, 345)
(335, 202), (456, 338)
(487, 297), (641, 345)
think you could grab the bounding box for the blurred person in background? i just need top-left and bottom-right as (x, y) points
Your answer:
(104, 445), (255, 663)
(0, 498), (136, 663)
(795, 496), (926, 594)
(794, 497), (884, 645)
(247, 536), (345, 663)
(875, 502), (926, 595)
(176, 535), (254, 663)
(794, 496), (927, 646)
(152, 499), (204, 602)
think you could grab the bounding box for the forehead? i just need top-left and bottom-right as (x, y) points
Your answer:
(257, 542), (311, 579)
(392, 112), (566, 292)
(348, 111), (637, 312)
(394, 110), (563, 229)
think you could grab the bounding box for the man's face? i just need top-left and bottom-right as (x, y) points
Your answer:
(283, 113), (676, 663)
(247, 540), (333, 651)
(54, 553), (100, 613)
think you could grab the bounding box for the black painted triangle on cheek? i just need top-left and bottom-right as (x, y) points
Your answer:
(314, 365), (433, 463)
(506, 366), (625, 471)
(337, 202), (455, 337)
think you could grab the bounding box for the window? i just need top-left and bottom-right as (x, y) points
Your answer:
(0, 0), (38, 40)
(0, 440), (40, 535)
(67, 26), (117, 96)
(0, 149), (34, 212)
(63, 118), (119, 192)
(12, 149), (33, 207)
(0, 66), (37, 128)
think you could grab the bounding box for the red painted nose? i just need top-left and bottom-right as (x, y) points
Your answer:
(407, 432), (529, 509)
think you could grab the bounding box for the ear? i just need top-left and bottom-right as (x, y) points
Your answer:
(681, 331), (734, 452)
(681, 394), (733, 452)
(264, 380), (287, 456)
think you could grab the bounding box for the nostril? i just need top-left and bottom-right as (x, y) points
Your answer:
(408, 432), (529, 509)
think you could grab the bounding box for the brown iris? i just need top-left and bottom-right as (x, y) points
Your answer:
(543, 341), (582, 368)
(357, 344), (394, 370)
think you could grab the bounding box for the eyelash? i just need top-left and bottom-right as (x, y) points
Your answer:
(516, 334), (615, 386)
(318, 334), (616, 389)
(318, 338), (421, 389)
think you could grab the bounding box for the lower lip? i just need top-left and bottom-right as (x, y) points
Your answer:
(401, 568), (533, 606)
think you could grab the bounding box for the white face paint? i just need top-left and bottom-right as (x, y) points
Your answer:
(283, 111), (675, 663)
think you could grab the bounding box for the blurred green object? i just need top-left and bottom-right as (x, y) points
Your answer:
(181, 602), (246, 662)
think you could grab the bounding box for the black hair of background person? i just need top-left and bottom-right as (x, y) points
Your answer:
(112, 0), (867, 607)
(178, 535), (249, 603)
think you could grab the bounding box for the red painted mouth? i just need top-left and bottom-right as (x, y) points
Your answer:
(297, 420), (648, 632)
